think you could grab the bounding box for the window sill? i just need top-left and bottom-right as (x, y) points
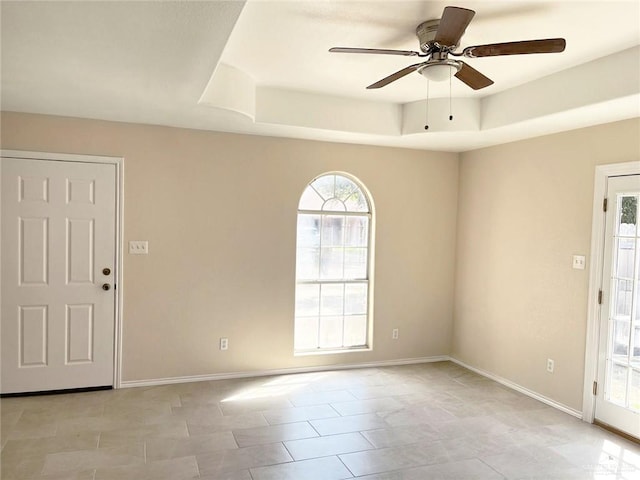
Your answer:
(294, 346), (372, 357)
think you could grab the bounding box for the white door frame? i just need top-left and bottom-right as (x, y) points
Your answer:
(0, 149), (125, 389)
(583, 160), (640, 422)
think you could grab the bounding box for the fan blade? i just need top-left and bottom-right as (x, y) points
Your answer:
(463, 38), (566, 57)
(329, 47), (420, 56)
(455, 61), (494, 90)
(434, 6), (475, 47)
(367, 62), (425, 89)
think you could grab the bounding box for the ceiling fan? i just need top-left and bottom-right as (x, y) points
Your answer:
(329, 5), (566, 91)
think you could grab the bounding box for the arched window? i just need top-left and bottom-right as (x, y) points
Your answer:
(294, 173), (373, 352)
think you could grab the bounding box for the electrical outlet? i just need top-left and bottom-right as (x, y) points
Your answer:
(220, 337), (228, 350)
(547, 358), (554, 373)
(129, 241), (149, 255)
(392, 328), (399, 340)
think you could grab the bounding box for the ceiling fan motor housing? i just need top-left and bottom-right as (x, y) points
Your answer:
(416, 19), (440, 52)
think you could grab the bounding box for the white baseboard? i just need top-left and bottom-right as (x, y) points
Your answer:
(119, 355), (450, 389)
(449, 357), (583, 419)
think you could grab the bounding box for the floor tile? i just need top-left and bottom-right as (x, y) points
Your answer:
(233, 421), (318, 447)
(262, 404), (339, 425)
(289, 390), (357, 407)
(310, 413), (387, 436)
(250, 455), (353, 480)
(330, 397), (405, 416)
(94, 455), (199, 480)
(196, 442), (292, 476)
(145, 431), (238, 460)
(186, 411), (269, 435)
(285, 431), (374, 460)
(41, 443), (145, 475)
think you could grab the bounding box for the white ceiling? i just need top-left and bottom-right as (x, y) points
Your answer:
(2, 1), (639, 152)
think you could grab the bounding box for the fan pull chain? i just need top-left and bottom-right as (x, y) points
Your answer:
(449, 71), (453, 121)
(424, 79), (430, 130)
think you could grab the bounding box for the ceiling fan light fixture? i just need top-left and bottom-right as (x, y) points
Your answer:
(418, 62), (461, 82)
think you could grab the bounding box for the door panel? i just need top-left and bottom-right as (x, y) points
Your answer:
(596, 174), (640, 438)
(1, 157), (116, 394)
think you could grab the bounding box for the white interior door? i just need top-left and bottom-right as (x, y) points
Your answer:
(595, 174), (640, 438)
(1, 157), (116, 394)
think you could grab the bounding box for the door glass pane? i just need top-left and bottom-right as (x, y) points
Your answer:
(612, 320), (630, 359)
(616, 238), (635, 279)
(632, 326), (640, 369)
(295, 284), (319, 317)
(630, 369), (640, 412)
(609, 363), (628, 406)
(319, 316), (343, 348)
(615, 279), (633, 318)
(618, 195), (637, 236)
(344, 315), (367, 346)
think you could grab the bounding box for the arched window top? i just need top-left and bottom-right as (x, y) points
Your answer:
(298, 174), (370, 213)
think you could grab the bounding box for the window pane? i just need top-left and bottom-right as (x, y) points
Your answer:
(296, 248), (319, 280)
(618, 195), (637, 236)
(345, 283), (367, 315)
(321, 216), (344, 246)
(616, 238), (635, 279)
(311, 175), (335, 200)
(320, 247), (344, 279)
(344, 315), (367, 346)
(295, 317), (319, 350)
(344, 248), (367, 279)
(345, 216), (369, 247)
(319, 316), (343, 348)
(299, 187), (324, 210)
(344, 191), (369, 212)
(297, 215), (320, 247)
(320, 283), (344, 316)
(608, 363), (628, 406)
(322, 198), (346, 212)
(296, 284), (320, 317)
(335, 176), (357, 201)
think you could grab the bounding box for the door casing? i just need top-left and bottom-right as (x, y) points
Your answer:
(0, 149), (124, 389)
(584, 160), (640, 423)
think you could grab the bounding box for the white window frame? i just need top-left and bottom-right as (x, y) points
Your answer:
(294, 172), (375, 355)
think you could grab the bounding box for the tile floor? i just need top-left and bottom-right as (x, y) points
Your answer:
(1, 361), (639, 479)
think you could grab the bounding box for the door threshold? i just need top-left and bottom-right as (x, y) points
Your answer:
(0, 385), (112, 398)
(594, 419), (640, 445)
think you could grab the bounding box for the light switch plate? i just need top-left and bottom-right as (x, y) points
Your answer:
(572, 255), (586, 270)
(129, 241), (149, 255)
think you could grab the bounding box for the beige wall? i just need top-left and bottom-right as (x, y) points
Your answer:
(1, 112), (459, 382)
(453, 118), (640, 411)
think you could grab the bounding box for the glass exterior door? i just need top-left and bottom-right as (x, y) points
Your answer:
(596, 174), (640, 438)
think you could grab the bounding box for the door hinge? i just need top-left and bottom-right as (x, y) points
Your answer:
(593, 381), (598, 396)
(603, 197), (608, 212)
(598, 289), (603, 305)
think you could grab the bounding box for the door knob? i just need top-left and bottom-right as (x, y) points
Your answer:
(102, 283), (111, 291)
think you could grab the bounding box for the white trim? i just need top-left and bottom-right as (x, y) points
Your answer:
(450, 357), (583, 419)
(1, 149), (125, 389)
(583, 161), (640, 423)
(120, 355), (449, 388)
